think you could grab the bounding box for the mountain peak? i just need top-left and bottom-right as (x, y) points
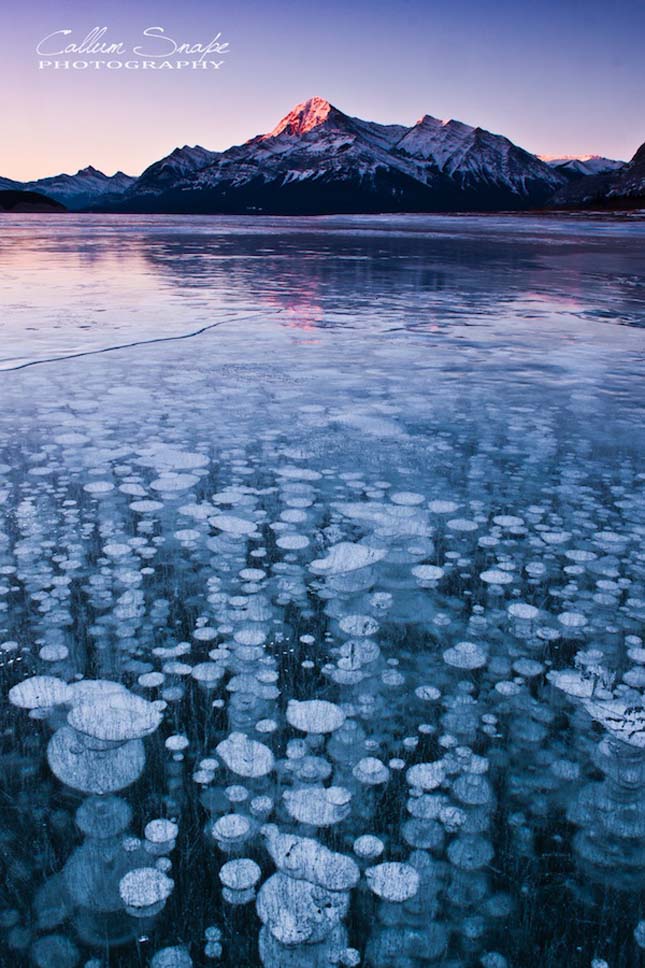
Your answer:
(263, 96), (339, 139)
(414, 115), (473, 132)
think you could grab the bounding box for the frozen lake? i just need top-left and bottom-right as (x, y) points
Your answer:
(0, 214), (644, 968)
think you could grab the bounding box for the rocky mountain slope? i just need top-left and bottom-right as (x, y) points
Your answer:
(103, 96), (566, 214)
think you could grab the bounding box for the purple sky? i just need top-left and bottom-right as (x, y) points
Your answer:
(5, 0), (644, 179)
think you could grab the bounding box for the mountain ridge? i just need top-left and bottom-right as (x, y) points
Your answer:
(2, 97), (637, 214)
(97, 96), (568, 214)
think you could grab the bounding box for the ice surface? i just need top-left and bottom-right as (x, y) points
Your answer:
(0, 214), (644, 967)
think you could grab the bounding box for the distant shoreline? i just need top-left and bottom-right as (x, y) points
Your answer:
(3, 207), (643, 221)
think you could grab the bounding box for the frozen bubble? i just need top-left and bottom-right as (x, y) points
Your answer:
(480, 569), (513, 585)
(353, 835), (385, 859)
(151, 947), (193, 968)
(428, 500), (459, 513)
(452, 773), (493, 806)
(191, 663), (224, 686)
(239, 568), (267, 581)
(447, 834), (494, 870)
(138, 446), (208, 471)
(558, 611), (588, 630)
(210, 515), (258, 536)
(83, 481), (114, 495)
(340, 949), (361, 968)
(365, 862), (419, 902)
(219, 858), (261, 890)
(68, 692), (162, 742)
(287, 699), (345, 734)
(224, 784), (249, 804)
(179, 502), (212, 520)
(67, 679), (130, 705)
(415, 685), (441, 701)
(283, 786), (352, 826)
(338, 638), (381, 669)
(565, 549), (597, 563)
(402, 817), (444, 849)
(194, 627), (217, 641)
(139, 672), (165, 688)
(443, 642), (488, 670)
(310, 542), (387, 575)
(276, 534), (310, 550)
(339, 614), (379, 637)
(175, 529), (201, 542)
(280, 509), (307, 523)
(234, 628), (267, 646)
(9, 675), (72, 710)
(211, 814), (251, 847)
(261, 824), (359, 890)
(119, 867), (173, 908)
(257, 871), (348, 945)
(145, 819), (179, 844)
(251, 796), (274, 819)
(513, 659), (544, 678)
(594, 530), (627, 547)
(353, 757), (390, 785)
(390, 491), (425, 505)
(216, 732), (275, 777)
(406, 761), (445, 791)
(277, 466), (322, 481)
(447, 518), (478, 532)
(493, 515), (524, 528)
(495, 681), (522, 696)
(103, 543), (131, 558)
(129, 500), (163, 513)
(48, 726), (145, 794)
(39, 644), (69, 662)
(508, 603), (539, 620)
(412, 564), (444, 581)
(163, 661), (192, 677)
(541, 531), (571, 545)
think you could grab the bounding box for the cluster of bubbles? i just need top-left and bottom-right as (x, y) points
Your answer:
(0, 337), (643, 968)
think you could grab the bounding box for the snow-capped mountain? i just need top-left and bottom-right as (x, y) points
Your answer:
(133, 145), (219, 196)
(0, 166), (136, 211)
(8, 97), (633, 214)
(540, 155), (625, 177)
(25, 166), (135, 210)
(551, 140), (645, 208)
(109, 96), (566, 214)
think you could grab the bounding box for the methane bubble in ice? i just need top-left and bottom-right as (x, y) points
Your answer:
(365, 862), (419, 901)
(286, 700), (346, 734)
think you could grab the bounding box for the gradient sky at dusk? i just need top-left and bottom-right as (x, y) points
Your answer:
(5, 0), (645, 180)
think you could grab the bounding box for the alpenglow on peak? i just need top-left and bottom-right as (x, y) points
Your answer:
(263, 96), (337, 139)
